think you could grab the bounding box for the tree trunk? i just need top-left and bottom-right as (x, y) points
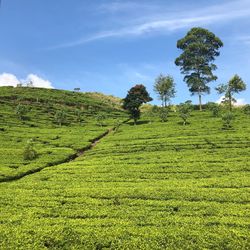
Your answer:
(229, 92), (232, 112)
(199, 94), (202, 111)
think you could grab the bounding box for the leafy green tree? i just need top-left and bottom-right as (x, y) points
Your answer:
(175, 27), (223, 111)
(243, 104), (250, 115)
(178, 101), (193, 125)
(207, 102), (220, 117)
(16, 104), (28, 120)
(55, 110), (67, 127)
(23, 139), (37, 160)
(222, 112), (234, 129)
(216, 75), (246, 111)
(158, 107), (169, 122)
(123, 84), (152, 125)
(154, 74), (176, 107)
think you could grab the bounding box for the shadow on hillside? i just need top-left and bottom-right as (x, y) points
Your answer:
(127, 120), (150, 126)
(177, 121), (191, 126)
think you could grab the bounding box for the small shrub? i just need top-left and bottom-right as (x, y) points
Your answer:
(54, 110), (67, 126)
(207, 102), (220, 117)
(211, 106), (220, 117)
(222, 112), (234, 129)
(15, 104), (29, 120)
(23, 139), (37, 160)
(243, 104), (250, 115)
(178, 101), (192, 125)
(75, 109), (83, 124)
(96, 114), (106, 127)
(158, 107), (169, 122)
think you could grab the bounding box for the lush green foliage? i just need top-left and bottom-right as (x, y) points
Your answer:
(54, 110), (67, 126)
(0, 87), (249, 249)
(221, 112), (234, 129)
(16, 103), (29, 120)
(23, 139), (38, 161)
(175, 27), (223, 110)
(123, 84), (152, 124)
(158, 107), (169, 122)
(0, 106), (249, 249)
(178, 101), (193, 125)
(0, 87), (126, 181)
(243, 104), (250, 115)
(207, 102), (220, 117)
(154, 74), (176, 107)
(216, 75), (246, 111)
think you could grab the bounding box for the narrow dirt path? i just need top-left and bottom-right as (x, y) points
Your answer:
(0, 127), (116, 183)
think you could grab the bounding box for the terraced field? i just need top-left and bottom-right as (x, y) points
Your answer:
(0, 108), (249, 249)
(0, 87), (125, 181)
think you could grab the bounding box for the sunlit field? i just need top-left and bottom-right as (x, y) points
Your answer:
(1, 91), (249, 249)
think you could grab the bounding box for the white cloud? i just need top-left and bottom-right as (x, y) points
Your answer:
(234, 98), (247, 106)
(0, 73), (20, 87)
(26, 74), (53, 88)
(0, 73), (54, 89)
(216, 96), (246, 106)
(49, 0), (250, 49)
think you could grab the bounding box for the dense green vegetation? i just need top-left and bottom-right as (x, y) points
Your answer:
(0, 88), (249, 249)
(0, 86), (125, 181)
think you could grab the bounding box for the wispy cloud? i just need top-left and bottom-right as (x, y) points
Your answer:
(98, 1), (146, 13)
(237, 35), (250, 45)
(48, 0), (250, 49)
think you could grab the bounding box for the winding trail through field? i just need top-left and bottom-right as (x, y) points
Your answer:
(1, 127), (115, 183)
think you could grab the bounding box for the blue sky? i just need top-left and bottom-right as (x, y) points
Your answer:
(0, 0), (250, 105)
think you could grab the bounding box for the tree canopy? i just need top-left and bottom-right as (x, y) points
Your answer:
(175, 27), (223, 111)
(123, 84), (152, 124)
(154, 74), (176, 107)
(216, 74), (246, 111)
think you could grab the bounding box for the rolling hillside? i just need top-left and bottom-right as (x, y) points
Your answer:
(0, 92), (249, 249)
(0, 86), (126, 182)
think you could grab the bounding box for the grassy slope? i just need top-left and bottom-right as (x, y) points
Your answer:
(0, 108), (249, 249)
(0, 86), (126, 181)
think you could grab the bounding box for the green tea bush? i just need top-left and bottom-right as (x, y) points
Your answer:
(15, 104), (29, 120)
(158, 107), (169, 122)
(222, 112), (234, 129)
(75, 109), (83, 124)
(178, 101), (192, 125)
(96, 114), (106, 127)
(23, 139), (37, 160)
(207, 102), (220, 117)
(243, 104), (250, 115)
(54, 110), (67, 126)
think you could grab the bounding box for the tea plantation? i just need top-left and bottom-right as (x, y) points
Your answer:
(0, 88), (250, 249)
(0, 87), (125, 182)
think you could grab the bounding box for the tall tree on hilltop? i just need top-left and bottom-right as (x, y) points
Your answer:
(175, 27), (223, 111)
(216, 74), (246, 111)
(123, 84), (152, 125)
(154, 74), (176, 107)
